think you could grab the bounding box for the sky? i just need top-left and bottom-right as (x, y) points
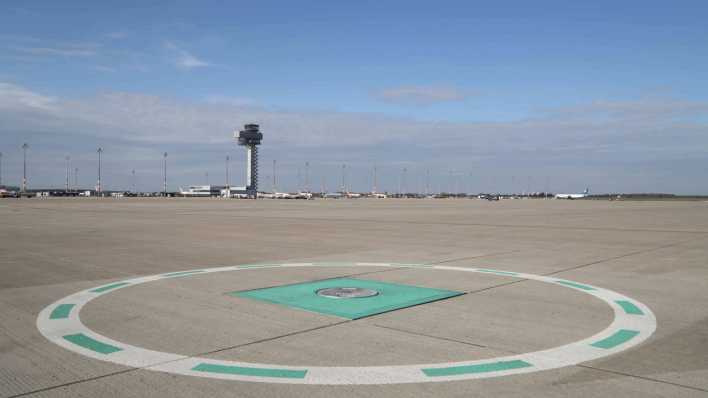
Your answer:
(1, 1), (707, 194)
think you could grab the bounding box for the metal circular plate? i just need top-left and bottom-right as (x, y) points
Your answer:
(316, 287), (379, 299)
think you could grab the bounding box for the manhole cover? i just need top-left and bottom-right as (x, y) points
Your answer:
(316, 287), (379, 299)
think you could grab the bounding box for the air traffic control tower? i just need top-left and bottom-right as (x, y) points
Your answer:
(235, 124), (263, 198)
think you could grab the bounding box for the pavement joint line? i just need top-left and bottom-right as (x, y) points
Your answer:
(372, 324), (500, 350)
(36, 263), (657, 385)
(339, 291), (468, 322)
(422, 250), (523, 266)
(198, 214), (708, 235)
(226, 266), (406, 295)
(542, 237), (701, 278)
(575, 364), (708, 393)
(453, 240), (696, 297)
(192, 319), (353, 357)
(8, 319), (348, 396)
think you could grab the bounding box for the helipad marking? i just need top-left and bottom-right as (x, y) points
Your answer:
(615, 300), (644, 315)
(590, 329), (640, 349)
(90, 282), (130, 293)
(192, 363), (308, 378)
(63, 333), (122, 354)
(555, 280), (595, 291)
(232, 277), (463, 319)
(162, 270), (206, 278)
(475, 269), (520, 276)
(49, 304), (75, 319)
(37, 263), (657, 385)
(422, 359), (532, 377)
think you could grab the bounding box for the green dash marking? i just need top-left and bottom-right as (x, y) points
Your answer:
(63, 333), (122, 354)
(556, 280), (595, 291)
(162, 270), (206, 277)
(90, 282), (130, 293)
(49, 304), (75, 319)
(192, 363), (307, 379)
(476, 269), (519, 276)
(616, 300), (644, 315)
(422, 360), (532, 377)
(591, 329), (640, 349)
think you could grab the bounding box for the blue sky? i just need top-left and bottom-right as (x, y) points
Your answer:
(1, 1), (707, 193)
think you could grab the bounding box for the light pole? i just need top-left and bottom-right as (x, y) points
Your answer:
(74, 168), (79, 192)
(449, 170), (453, 195)
(0, 151), (3, 187)
(305, 161), (310, 193)
(65, 156), (70, 193)
(297, 166), (302, 192)
(22, 143), (29, 193)
(341, 164), (346, 193)
(225, 155), (230, 188)
(132, 169), (136, 194)
(97, 147), (103, 195)
(372, 165), (377, 194)
(426, 169), (430, 196)
(163, 152), (168, 196)
(272, 159), (277, 193)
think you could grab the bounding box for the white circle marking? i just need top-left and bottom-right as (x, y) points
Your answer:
(37, 263), (656, 384)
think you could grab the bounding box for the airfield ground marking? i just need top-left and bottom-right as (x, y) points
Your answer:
(37, 263), (656, 385)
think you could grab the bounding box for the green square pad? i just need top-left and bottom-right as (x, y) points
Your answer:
(230, 278), (463, 319)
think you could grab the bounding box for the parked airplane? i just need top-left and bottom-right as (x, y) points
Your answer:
(555, 188), (590, 199)
(478, 194), (500, 201)
(292, 192), (313, 199)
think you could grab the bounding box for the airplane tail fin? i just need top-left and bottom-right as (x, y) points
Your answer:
(583, 188), (589, 194)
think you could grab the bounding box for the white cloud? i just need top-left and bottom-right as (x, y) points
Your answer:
(0, 82), (55, 110)
(203, 95), (257, 107)
(15, 45), (97, 57)
(374, 85), (472, 105)
(164, 41), (210, 70)
(1, 82), (707, 193)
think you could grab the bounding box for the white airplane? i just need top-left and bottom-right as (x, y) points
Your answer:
(292, 192), (313, 199)
(555, 188), (590, 200)
(370, 192), (387, 198)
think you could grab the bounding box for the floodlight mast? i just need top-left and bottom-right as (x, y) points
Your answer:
(235, 124), (263, 199)
(22, 143), (29, 193)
